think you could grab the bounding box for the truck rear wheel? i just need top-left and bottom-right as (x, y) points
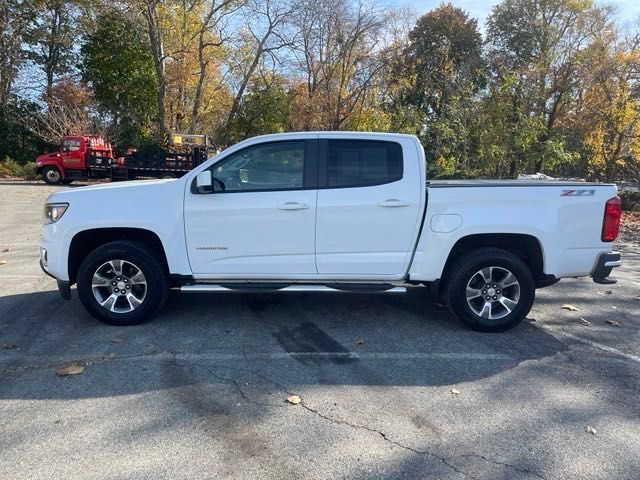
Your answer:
(42, 166), (62, 185)
(76, 241), (168, 326)
(445, 248), (535, 332)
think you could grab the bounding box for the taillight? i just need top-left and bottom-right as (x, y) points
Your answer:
(601, 196), (621, 242)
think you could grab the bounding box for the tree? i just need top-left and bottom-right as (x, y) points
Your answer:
(399, 4), (486, 176)
(289, 0), (385, 130)
(578, 31), (640, 181)
(0, 0), (37, 104)
(81, 9), (158, 148)
(23, 0), (82, 103)
(222, 0), (294, 141)
(23, 77), (100, 144)
(486, 0), (612, 173)
(224, 74), (290, 143)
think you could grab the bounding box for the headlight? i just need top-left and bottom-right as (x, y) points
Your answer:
(44, 203), (68, 224)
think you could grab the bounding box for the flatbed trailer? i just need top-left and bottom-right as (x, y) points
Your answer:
(35, 134), (209, 184)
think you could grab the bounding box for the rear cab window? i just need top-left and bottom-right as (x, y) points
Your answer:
(322, 140), (403, 188)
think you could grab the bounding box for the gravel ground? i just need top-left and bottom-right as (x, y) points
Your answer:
(1, 180), (639, 480)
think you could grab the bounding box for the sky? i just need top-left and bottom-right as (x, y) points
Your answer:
(408, 0), (640, 29)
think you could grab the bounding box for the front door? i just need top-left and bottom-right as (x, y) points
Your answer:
(61, 137), (85, 170)
(184, 139), (318, 276)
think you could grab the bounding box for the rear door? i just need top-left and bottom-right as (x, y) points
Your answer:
(315, 137), (424, 277)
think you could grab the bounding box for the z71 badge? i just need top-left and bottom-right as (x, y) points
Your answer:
(561, 189), (595, 196)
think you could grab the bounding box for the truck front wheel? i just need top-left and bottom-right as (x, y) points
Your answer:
(76, 241), (169, 326)
(445, 248), (535, 332)
(42, 166), (62, 185)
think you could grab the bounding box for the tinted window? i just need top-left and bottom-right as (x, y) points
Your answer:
(210, 141), (305, 192)
(326, 140), (403, 188)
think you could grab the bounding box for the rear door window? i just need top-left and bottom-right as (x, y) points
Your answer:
(324, 140), (403, 188)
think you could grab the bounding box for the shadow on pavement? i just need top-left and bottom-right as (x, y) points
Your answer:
(0, 288), (569, 400)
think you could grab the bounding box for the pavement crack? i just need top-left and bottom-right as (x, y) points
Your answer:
(235, 350), (477, 478)
(449, 454), (544, 479)
(298, 401), (478, 479)
(174, 359), (288, 409)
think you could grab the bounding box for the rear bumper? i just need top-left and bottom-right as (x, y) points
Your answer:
(591, 251), (621, 284)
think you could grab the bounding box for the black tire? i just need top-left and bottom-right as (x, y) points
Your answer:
(76, 241), (168, 326)
(42, 166), (62, 185)
(445, 248), (535, 332)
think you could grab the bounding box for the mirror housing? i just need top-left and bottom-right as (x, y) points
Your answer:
(196, 171), (213, 193)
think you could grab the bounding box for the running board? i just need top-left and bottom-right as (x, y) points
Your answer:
(179, 284), (406, 294)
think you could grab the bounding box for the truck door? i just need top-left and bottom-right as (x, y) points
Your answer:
(61, 137), (85, 170)
(184, 139), (318, 276)
(315, 138), (424, 277)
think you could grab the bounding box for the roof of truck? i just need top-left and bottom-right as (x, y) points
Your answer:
(246, 131), (420, 141)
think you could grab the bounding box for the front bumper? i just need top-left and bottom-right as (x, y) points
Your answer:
(40, 258), (71, 300)
(591, 251), (621, 284)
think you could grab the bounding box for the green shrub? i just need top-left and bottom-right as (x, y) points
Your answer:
(0, 157), (38, 180)
(21, 162), (38, 180)
(620, 190), (640, 211)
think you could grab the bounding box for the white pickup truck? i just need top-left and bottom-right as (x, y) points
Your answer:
(40, 132), (622, 331)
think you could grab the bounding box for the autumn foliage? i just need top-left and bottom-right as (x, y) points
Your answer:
(0, 0), (639, 182)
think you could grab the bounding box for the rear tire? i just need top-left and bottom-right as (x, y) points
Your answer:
(76, 241), (168, 326)
(42, 166), (62, 185)
(445, 248), (535, 332)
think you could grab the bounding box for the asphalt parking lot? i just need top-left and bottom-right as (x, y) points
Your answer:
(1, 181), (639, 480)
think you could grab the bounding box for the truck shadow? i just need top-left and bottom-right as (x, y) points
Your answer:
(0, 288), (570, 400)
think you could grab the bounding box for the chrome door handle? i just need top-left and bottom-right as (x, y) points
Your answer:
(378, 199), (410, 207)
(278, 202), (309, 210)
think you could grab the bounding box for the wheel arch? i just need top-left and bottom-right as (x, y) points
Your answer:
(68, 228), (169, 284)
(440, 233), (546, 290)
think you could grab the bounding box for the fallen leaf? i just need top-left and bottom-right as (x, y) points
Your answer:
(286, 395), (302, 405)
(450, 388), (461, 395)
(606, 320), (621, 327)
(1, 248), (8, 253)
(110, 336), (125, 344)
(579, 318), (591, 326)
(585, 425), (597, 435)
(0, 260), (7, 266)
(355, 337), (364, 345)
(55, 364), (85, 376)
(561, 304), (579, 312)
(605, 290), (613, 295)
(2, 341), (17, 349)
(528, 317), (537, 322)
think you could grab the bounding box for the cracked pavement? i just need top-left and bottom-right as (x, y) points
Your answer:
(1, 181), (640, 479)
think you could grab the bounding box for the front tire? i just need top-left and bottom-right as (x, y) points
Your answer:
(76, 241), (168, 326)
(445, 248), (535, 332)
(42, 166), (62, 185)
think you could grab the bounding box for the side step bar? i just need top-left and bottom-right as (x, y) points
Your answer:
(180, 284), (407, 294)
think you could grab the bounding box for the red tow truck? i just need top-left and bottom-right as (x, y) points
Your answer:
(35, 134), (209, 184)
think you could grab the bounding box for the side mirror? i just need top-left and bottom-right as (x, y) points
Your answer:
(196, 171), (213, 193)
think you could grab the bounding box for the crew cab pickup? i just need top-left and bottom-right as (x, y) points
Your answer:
(40, 132), (622, 331)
